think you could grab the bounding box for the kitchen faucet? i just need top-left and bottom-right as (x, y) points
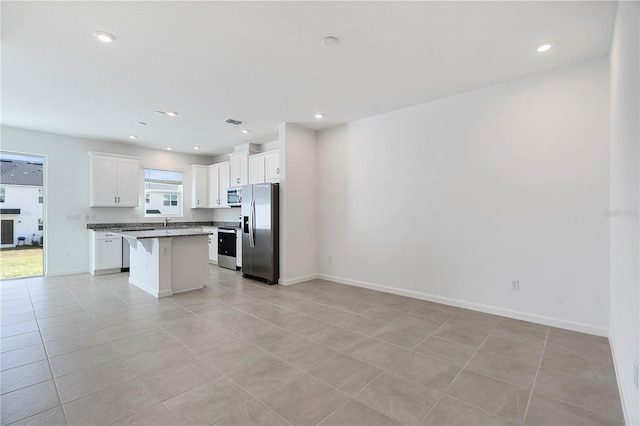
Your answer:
(164, 217), (170, 227)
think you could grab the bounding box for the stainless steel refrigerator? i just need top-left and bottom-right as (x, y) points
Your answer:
(241, 183), (279, 284)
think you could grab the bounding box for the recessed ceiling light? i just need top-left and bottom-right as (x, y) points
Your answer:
(321, 36), (339, 47)
(93, 31), (116, 43)
(193, 146), (200, 150)
(315, 113), (324, 119)
(167, 111), (178, 117)
(537, 43), (552, 53)
(129, 135), (137, 140)
(241, 129), (250, 134)
(166, 147), (173, 151)
(137, 121), (147, 126)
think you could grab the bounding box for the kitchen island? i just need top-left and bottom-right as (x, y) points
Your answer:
(115, 228), (213, 298)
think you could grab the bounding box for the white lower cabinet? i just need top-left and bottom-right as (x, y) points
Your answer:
(203, 227), (218, 264)
(90, 231), (122, 275)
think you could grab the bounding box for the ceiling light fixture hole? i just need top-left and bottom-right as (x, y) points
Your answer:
(93, 31), (116, 43)
(321, 36), (339, 47)
(537, 42), (553, 52)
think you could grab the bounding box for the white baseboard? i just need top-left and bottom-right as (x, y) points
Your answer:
(318, 273), (608, 337)
(128, 278), (171, 298)
(46, 268), (90, 277)
(609, 335), (637, 426)
(279, 273), (319, 286)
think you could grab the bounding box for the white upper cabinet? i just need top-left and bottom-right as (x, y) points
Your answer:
(249, 155), (265, 184)
(264, 151), (280, 183)
(116, 160), (140, 206)
(190, 165), (209, 208)
(229, 152), (249, 187)
(248, 150), (280, 184)
(89, 152), (140, 207)
(208, 161), (230, 208)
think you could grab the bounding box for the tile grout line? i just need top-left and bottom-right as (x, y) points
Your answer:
(520, 325), (551, 426)
(3, 273), (443, 425)
(311, 306), (478, 425)
(29, 276), (70, 426)
(55, 274), (107, 425)
(219, 286), (490, 424)
(50, 275), (145, 424)
(415, 315), (504, 425)
(6, 271), (623, 425)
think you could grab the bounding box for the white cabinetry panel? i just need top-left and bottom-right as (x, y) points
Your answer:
(89, 153), (140, 207)
(190, 165), (209, 208)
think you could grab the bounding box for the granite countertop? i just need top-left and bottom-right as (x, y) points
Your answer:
(113, 228), (214, 239)
(86, 221), (241, 230)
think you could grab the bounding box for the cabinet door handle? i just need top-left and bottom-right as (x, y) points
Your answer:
(117, 196), (120, 203)
(104, 240), (112, 243)
(114, 196), (117, 203)
(276, 168), (280, 174)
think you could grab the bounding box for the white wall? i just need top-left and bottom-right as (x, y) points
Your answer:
(609, 1), (640, 424)
(1, 126), (215, 276)
(1, 185), (43, 246)
(279, 123), (318, 284)
(317, 58), (610, 334)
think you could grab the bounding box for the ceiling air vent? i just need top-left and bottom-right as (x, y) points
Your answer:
(224, 118), (243, 126)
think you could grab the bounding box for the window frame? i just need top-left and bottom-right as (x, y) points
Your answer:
(143, 168), (184, 218)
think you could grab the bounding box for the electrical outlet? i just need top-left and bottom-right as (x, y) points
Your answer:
(634, 360), (638, 390)
(328, 256), (332, 264)
(510, 280), (519, 290)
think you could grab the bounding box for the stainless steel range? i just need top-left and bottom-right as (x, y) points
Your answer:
(217, 227), (238, 270)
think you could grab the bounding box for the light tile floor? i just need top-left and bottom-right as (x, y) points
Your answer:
(0, 267), (624, 425)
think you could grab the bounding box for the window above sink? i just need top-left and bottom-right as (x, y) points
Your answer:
(144, 168), (183, 218)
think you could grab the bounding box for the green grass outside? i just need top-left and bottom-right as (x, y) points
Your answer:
(0, 247), (43, 280)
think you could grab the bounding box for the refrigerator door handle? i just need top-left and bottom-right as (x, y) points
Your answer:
(250, 198), (256, 248)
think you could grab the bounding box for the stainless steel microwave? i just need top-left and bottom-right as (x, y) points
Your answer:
(227, 187), (242, 206)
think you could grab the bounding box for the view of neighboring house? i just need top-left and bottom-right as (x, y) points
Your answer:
(144, 168), (184, 217)
(0, 158), (43, 247)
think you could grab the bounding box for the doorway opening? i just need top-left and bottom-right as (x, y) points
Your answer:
(0, 152), (45, 279)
